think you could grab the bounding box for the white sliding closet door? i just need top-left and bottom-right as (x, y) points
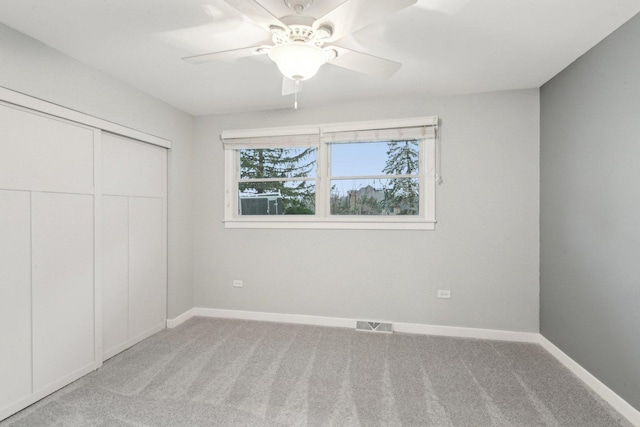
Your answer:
(0, 103), (94, 194)
(0, 91), (170, 422)
(0, 102), (98, 420)
(102, 196), (129, 355)
(0, 191), (32, 410)
(129, 197), (165, 341)
(101, 133), (167, 359)
(31, 192), (95, 390)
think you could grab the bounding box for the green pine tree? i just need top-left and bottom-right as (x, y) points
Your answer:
(239, 148), (316, 213)
(381, 140), (419, 215)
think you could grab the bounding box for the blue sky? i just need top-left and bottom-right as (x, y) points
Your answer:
(331, 142), (390, 177)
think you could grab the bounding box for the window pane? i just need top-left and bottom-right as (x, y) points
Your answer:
(331, 140), (419, 177)
(330, 178), (419, 216)
(239, 181), (315, 215)
(240, 148), (316, 179)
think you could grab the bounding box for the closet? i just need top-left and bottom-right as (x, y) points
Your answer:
(102, 132), (167, 359)
(0, 93), (168, 421)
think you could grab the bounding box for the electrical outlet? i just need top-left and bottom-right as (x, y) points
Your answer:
(437, 289), (451, 299)
(233, 280), (243, 288)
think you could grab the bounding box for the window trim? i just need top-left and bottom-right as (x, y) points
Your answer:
(222, 116), (438, 230)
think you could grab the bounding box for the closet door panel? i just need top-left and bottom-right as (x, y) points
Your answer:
(102, 133), (163, 198)
(32, 192), (95, 391)
(0, 190), (32, 410)
(0, 104), (94, 194)
(129, 197), (165, 339)
(102, 196), (129, 357)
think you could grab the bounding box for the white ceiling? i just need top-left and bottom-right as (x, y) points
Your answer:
(1, 0), (639, 116)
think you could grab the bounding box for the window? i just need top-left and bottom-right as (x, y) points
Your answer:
(330, 140), (420, 216)
(222, 117), (439, 230)
(239, 147), (317, 215)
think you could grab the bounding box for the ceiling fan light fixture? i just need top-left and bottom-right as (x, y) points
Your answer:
(268, 42), (327, 81)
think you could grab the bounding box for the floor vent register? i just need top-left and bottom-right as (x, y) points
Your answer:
(356, 321), (393, 333)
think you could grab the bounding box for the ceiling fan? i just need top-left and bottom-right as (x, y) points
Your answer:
(183, 0), (417, 105)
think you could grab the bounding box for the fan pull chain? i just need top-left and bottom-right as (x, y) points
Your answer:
(294, 79), (300, 110)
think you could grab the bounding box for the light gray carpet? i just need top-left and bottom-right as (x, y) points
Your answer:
(2, 317), (632, 426)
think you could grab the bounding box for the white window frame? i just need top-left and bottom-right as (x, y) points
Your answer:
(222, 116), (438, 230)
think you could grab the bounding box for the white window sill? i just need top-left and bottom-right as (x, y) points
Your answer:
(223, 218), (436, 230)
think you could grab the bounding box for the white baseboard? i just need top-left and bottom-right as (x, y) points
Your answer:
(166, 308), (197, 328)
(195, 308), (355, 329)
(539, 336), (640, 426)
(169, 307), (539, 343)
(394, 322), (540, 343)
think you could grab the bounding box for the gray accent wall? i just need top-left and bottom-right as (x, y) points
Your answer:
(540, 14), (640, 411)
(193, 89), (540, 333)
(0, 23), (195, 318)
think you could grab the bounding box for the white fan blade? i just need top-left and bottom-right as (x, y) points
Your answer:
(183, 46), (268, 64)
(313, 0), (417, 43)
(224, 0), (289, 34)
(328, 47), (402, 79)
(282, 77), (303, 96)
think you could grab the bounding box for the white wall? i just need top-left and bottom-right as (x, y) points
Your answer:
(193, 89), (540, 332)
(541, 12), (640, 410)
(0, 23), (194, 318)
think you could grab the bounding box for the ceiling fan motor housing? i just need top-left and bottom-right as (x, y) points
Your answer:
(270, 22), (332, 46)
(289, 25), (315, 43)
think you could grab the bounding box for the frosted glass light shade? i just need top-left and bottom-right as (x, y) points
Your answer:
(268, 43), (327, 81)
